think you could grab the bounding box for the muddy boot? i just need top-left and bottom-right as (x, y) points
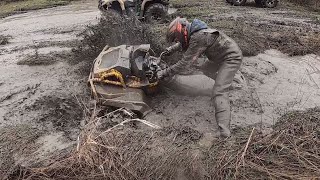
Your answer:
(217, 119), (231, 138)
(213, 95), (231, 138)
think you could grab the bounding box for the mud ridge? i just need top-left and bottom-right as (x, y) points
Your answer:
(0, 35), (10, 45)
(0, 83), (40, 103)
(17, 50), (73, 66)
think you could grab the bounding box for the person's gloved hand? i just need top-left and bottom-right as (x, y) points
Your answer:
(162, 49), (170, 56)
(157, 69), (169, 79)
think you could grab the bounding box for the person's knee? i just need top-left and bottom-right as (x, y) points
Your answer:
(212, 85), (229, 98)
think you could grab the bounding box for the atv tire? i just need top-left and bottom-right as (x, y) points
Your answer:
(255, 0), (262, 6)
(232, 0), (247, 6)
(261, 0), (278, 8)
(226, 0), (233, 4)
(254, 0), (261, 6)
(144, 3), (167, 23)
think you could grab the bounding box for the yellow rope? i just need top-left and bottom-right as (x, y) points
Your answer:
(94, 69), (159, 89)
(95, 69), (126, 88)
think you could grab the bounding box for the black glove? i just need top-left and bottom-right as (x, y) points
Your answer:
(163, 49), (171, 56)
(145, 70), (153, 77)
(160, 50), (170, 59)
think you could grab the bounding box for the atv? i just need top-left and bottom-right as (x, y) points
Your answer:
(88, 44), (246, 116)
(98, 0), (170, 22)
(227, 0), (278, 8)
(88, 44), (166, 116)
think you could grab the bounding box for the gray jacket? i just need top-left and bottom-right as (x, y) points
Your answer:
(165, 29), (243, 76)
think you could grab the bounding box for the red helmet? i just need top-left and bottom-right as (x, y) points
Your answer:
(167, 17), (189, 49)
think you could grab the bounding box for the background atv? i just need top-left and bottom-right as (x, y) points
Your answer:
(227, 0), (278, 8)
(98, 0), (170, 22)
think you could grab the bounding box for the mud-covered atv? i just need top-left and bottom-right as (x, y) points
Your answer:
(98, 0), (169, 22)
(227, 0), (278, 8)
(88, 44), (166, 116)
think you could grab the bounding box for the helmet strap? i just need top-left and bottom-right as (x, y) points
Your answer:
(181, 27), (189, 50)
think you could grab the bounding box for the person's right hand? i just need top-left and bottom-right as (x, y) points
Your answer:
(160, 50), (170, 59)
(163, 49), (171, 56)
(157, 69), (168, 79)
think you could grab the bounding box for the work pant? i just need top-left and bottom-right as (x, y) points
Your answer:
(201, 56), (242, 137)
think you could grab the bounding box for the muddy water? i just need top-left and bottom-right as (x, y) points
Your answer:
(247, 50), (320, 123)
(232, 50), (320, 129)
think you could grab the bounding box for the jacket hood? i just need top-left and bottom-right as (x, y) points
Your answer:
(188, 19), (208, 36)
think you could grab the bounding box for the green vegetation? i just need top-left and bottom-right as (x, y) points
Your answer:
(0, 0), (77, 18)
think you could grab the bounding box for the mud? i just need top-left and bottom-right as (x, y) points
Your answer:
(1, 0), (320, 177)
(0, 35), (10, 45)
(17, 50), (73, 66)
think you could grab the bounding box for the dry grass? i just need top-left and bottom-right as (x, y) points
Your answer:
(0, 124), (43, 178)
(6, 106), (320, 179)
(206, 108), (320, 179)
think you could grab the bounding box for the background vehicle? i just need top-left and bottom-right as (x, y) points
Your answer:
(98, 0), (170, 22)
(227, 0), (279, 8)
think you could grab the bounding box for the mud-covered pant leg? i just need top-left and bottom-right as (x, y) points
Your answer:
(213, 57), (242, 137)
(202, 57), (242, 137)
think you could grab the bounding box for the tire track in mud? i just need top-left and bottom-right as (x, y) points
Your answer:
(0, 83), (40, 104)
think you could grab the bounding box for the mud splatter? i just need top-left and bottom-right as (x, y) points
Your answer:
(0, 35), (10, 45)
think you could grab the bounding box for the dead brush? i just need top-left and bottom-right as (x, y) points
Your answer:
(207, 107), (320, 179)
(9, 105), (188, 180)
(71, 12), (167, 65)
(6, 107), (320, 180)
